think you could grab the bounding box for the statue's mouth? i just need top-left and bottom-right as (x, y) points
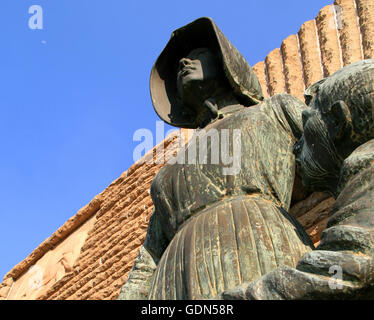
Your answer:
(179, 66), (195, 77)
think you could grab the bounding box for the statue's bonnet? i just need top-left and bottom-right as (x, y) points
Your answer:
(150, 17), (264, 128)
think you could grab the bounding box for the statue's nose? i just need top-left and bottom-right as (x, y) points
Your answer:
(179, 58), (191, 68)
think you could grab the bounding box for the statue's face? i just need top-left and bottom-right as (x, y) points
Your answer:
(293, 107), (341, 192)
(177, 48), (220, 100)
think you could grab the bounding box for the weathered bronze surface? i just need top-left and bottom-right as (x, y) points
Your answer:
(118, 17), (314, 300)
(118, 15), (374, 299)
(150, 17), (263, 129)
(221, 59), (374, 300)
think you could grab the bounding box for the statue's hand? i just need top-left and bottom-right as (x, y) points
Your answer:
(203, 99), (219, 119)
(219, 250), (374, 300)
(196, 99), (219, 128)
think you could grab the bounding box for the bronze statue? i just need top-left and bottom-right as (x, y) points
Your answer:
(221, 59), (374, 300)
(118, 17), (314, 300)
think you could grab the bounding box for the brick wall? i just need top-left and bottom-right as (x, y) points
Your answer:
(252, 0), (373, 100)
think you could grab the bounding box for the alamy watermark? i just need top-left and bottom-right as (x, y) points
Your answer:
(328, 265), (343, 290)
(27, 265), (44, 291)
(133, 121), (242, 175)
(329, 4), (343, 30)
(28, 5), (43, 30)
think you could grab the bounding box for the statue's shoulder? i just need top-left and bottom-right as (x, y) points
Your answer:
(258, 93), (307, 140)
(263, 93), (306, 113)
(338, 139), (374, 191)
(330, 139), (374, 227)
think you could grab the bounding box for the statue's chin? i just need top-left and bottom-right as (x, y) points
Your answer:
(180, 83), (209, 108)
(180, 78), (203, 94)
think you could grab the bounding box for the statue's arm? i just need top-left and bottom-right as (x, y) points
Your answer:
(220, 247), (374, 300)
(220, 157), (374, 300)
(220, 236), (374, 300)
(117, 209), (168, 300)
(262, 93), (306, 141)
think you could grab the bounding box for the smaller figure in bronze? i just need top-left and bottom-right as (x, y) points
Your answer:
(221, 59), (374, 299)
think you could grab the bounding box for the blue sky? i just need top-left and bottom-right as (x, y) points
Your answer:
(0, 0), (333, 281)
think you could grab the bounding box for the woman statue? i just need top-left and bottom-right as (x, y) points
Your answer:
(118, 17), (313, 300)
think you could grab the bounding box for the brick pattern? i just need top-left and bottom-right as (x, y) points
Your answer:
(265, 48), (287, 96)
(298, 20), (325, 88)
(253, 0), (374, 99)
(356, 0), (374, 59)
(252, 61), (269, 99)
(336, 0), (364, 65)
(0, 133), (182, 300)
(281, 34), (306, 101)
(40, 135), (181, 300)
